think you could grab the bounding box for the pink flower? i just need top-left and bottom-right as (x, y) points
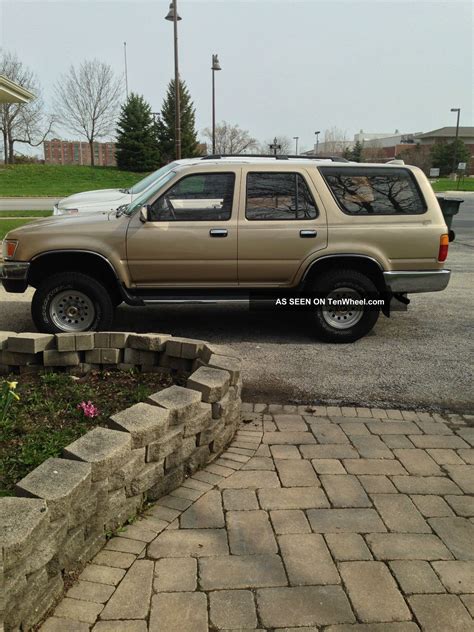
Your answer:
(77, 401), (99, 418)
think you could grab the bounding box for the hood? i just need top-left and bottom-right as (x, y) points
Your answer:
(57, 188), (126, 208)
(6, 211), (119, 239)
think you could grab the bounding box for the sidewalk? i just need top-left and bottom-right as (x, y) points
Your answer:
(40, 405), (474, 631)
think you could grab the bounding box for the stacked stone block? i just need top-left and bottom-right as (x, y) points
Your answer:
(0, 331), (242, 631)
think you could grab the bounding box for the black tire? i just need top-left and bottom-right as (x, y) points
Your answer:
(310, 269), (380, 343)
(31, 272), (114, 333)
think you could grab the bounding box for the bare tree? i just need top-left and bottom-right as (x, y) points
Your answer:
(323, 127), (350, 155)
(0, 49), (55, 163)
(202, 121), (258, 154)
(259, 135), (293, 155)
(54, 59), (122, 166)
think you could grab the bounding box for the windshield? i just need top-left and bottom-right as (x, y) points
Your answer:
(124, 171), (176, 215)
(127, 162), (178, 195)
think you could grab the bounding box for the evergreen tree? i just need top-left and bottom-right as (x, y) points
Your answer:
(430, 139), (469, 176)
(115, 93), (160, 172)
(350, 140), (364, 162)
(156, 78), (199, 162)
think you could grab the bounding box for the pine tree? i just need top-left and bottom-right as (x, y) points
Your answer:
(156, 78), (199, 162)
(115, 93), (160, 172)
(351, 140), (364, 163)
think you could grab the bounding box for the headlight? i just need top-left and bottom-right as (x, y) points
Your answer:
(3, 240), (18, 259)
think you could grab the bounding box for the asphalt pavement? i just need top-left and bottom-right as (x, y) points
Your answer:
(0, 194), (472, 413)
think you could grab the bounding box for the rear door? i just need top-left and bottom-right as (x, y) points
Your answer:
(237, 168), (328, 286)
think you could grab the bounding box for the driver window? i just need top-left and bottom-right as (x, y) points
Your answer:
(149, 172), (235, 221)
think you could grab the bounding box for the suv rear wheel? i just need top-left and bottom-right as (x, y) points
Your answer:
(311, 269), (380, 343)
(31, 272), (114, 333)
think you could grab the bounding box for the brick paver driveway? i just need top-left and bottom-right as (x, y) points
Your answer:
(42, 405), (474, 632)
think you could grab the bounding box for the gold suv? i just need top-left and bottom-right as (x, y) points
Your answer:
(1, 157), (451, 342)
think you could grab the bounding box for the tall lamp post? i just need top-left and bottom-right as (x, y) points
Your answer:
(293, 136), (299, 155)
(450, 107), (461, 175)
(211, 54), (221, 154)
(314, 130), (320, 155)
(165, 1), (182, 160)
(123, 42), (129, 100)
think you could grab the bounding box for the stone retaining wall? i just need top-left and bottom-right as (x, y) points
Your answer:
(0, 331), (242, 631)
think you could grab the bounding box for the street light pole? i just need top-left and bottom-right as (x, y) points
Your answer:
(211, 54), (221, 154)
(165, 1), (182, 159)
(293, 136), (299, 155)
(123, 41), (129, 100)
(314, 130), (320, 155)
(450, 107), (461, 175)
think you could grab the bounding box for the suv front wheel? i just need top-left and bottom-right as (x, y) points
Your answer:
(311, 269), (380, 343)
(31, 272), (114, 333)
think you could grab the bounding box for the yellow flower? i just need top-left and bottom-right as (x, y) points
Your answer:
(7, 381), (18, 390)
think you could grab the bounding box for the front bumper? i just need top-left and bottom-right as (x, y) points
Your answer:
(0, 261), (30, 281)
(383, 269), (451, 293)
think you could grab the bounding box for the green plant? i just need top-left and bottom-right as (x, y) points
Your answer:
(1, 380), (20, 423)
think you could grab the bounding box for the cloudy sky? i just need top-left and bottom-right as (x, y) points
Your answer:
(1, 0), (472, 151)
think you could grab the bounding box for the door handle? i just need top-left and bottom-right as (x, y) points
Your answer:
(300, 229), (317, 238)
(210, 229), (228, 237)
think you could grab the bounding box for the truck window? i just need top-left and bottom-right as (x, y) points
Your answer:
(246, 172), (318, 221)
(319, 167), (427, 215)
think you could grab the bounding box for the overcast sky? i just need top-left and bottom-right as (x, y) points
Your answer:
(1, 0), (472, 151)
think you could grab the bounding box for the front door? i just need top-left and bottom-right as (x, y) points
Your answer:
(237, 168), (328, 285)
(126, 170), (239, 287)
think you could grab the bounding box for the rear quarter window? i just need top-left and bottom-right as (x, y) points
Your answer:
(319, 167), (427, 215)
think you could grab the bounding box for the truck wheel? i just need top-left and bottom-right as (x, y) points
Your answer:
(311, 269), (380, 343)
(31, 272), (114, 333)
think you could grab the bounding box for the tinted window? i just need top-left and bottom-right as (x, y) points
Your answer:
(150, 172), (235, 221)
(246, 172), (318, 220)
(320, 167), (426, 215)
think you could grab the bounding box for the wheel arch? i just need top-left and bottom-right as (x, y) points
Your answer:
(28, 250), (123, 302)
(300, 254), (387, 292)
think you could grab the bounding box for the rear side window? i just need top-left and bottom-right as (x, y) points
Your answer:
(320, 167), (427, 215)
(246, 172), (318, 220)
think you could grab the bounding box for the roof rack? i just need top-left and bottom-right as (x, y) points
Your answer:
(200, 154), (350, 162)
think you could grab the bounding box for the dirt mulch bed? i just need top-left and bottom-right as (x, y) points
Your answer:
(0, 369), (185, 496)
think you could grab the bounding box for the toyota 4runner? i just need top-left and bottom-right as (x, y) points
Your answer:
(0, 157), (451, 343)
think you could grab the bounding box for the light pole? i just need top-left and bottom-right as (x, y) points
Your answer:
(450, 107), (461, 175)
(314, 130), (320, 155)
(211, 54), (221, 154)
(123, 41), (129, 100)
(165, 1), (182, 160)
(293, 136), (299, 155)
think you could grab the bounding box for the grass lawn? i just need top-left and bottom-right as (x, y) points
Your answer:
(0, 218), (38, 239)
(431, 177), (474, 192)
(0, 370), (184, 496)
(0, 164), (145, 197)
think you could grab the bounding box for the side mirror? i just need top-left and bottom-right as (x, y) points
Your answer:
(139, 205), (149, 223)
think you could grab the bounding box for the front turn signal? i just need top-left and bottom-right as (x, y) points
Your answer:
(3, 240), (18, 259)
(438, 234), (449, 262)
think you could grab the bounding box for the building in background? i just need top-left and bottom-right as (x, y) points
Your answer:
(415, 126), (474, 152)
(43, 139), (117, 166)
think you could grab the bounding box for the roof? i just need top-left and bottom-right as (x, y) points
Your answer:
(0, 75), (35, 104)
(416, 126), (474, 139)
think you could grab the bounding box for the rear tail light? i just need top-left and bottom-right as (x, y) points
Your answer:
(438, 234), (449, 262)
